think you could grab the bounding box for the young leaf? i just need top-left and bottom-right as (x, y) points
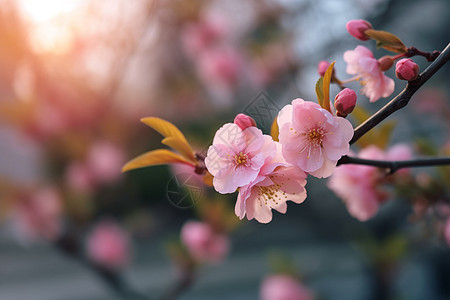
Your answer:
(364, 29), (407, 53)
(140, 117), (196, 162)
(122, 149), (194, 172)
(161, 137), (197, 163)
(315, 77), (324, 107)
(322, 61), (335, 113)
(270, 117), (279, 142)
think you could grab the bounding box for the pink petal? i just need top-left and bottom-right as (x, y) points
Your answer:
(308, 156), (337, 178)
(277, 104), (293, 129)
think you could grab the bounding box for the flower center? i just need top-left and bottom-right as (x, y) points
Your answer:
(256, 175), (287, 207)
(306, 127), (325, 147)
(234, 152), (249, 166)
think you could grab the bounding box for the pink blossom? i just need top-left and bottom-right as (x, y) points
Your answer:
(235, 142), (307, 223)
(181, 221), (229, 263)
(205, 123), (276, 193)
(346, 19), (373, 41)
(343, 45), (395, 102)
(12, 186), (62, 242)
(86, 220), (131, 270)
(236, 165), (307, 223)
(234, 113), (257, 130)
(261, 275), (314, 300)
(395, 58), (419, 81)
(277, 98), (354, 178)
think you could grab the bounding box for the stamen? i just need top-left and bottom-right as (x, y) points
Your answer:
(234, 152), (249, 166)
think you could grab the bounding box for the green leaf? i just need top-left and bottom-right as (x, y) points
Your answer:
(315, 77), (324, 107)
(365, 29), (407, 53)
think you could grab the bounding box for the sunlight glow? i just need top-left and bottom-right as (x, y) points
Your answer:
(18, 0), (85, 54)
(19, 0), (82, 23)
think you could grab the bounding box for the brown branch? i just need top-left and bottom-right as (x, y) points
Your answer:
(350, 42), (450, 145)
(337, 155), (450, 175)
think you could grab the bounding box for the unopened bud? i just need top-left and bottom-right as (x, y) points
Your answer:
(317, 60), (331, 77)
(346, 20), (373, 41)
(378, 56), (394, 71)
(234, 113), (257, 130)
(395, 58), (419, 81)
(334, 88), (357, 117)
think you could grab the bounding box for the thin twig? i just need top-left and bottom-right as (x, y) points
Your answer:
(350, 43), (450, 145)
(337, 155), (450, 174)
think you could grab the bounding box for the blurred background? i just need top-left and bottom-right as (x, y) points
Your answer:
(0, 0), (449, 299)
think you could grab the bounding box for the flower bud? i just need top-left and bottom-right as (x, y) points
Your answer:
(346, 20), (373, 41)
(334, 88), (357, 117)
(234, 113), (257, 130)
(317, 60), (331, 77)
(395, 58), (419, 81)
(378, 56), (394, 71)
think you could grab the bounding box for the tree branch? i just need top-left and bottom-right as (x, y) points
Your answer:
(350, 42), (450, 145)
(337, 155), (450, 174)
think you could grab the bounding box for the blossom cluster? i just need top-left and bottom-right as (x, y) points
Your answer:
(205, 100), (354, 223)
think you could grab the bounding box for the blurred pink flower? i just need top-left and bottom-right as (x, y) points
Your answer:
(386, 143), (413, 176)
(65, 161), (94, 193)
(328, 158), (384, 221)
(86, 220), (131, 270)
(205, 123), (276, 193)
(277, 98), (353, 178)
(317, 60), (331, 77)
(444, 218), (450, 247)
(87, 141), (125, 184)
(385, 143), (412, 161)
(250, 43), (294, 86)
(328, 144), (412, 221)
(412, 89), (447, 114)
(343, 46), (395, 102)
(65, 141), (125, 192)
(181, 221), (229, 263)
(12, 186), (62, 242)
(181, 17), (228, 57)
(261, 275), (314, 300)
(198, 47), (242, 90)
